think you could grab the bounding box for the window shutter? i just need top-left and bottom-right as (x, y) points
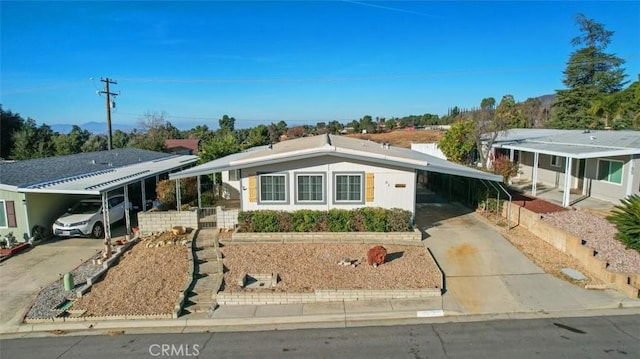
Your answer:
(365, 173), (374, 202)
(248, 176), (258, 202)
(6, 201), (17, 228)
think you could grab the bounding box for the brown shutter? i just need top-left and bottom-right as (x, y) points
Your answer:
(6, 201), (17, 227)
(248, 176), (258, 202)
(365, 173), (374, 202)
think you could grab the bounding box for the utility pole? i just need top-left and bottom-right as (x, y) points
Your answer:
(99, 78), (118, 150)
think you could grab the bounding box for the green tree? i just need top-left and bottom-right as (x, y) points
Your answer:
(81, 135), (108, 152)
(438, 119), (475, 164)
(552, 14), (627, 129)
(496, 95), (524, 128)
(112, 129), (132, 149)
(11, 118), (38, 160)
(248, 124), (271, 146)
(219, 114), (236, 133)
(54, 125), (91, 155)
(0, 106), (24, 159)
(130, 111), (181, 152)
(385, 119), (397, 131)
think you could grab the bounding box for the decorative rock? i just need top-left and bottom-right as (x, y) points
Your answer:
(367, 245), (387, 267)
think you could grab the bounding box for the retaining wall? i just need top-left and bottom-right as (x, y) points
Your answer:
(229, 227), (423, 245)
(503, 204), (640, 298)
(137, 210), (198, 235)
(216, 288), (441, 305)
(216, 207), (239, 229)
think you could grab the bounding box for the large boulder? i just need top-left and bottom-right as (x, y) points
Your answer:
(367, 245), (387, 267)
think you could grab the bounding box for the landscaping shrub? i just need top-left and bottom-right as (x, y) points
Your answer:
(386, 208), (413, 232)
(606, 194), (640, 252)
(251, 210), (281, 232)
(328, 209), (352, 232)
(238, 207), (413, 233)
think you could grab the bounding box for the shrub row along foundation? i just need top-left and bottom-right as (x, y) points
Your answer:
(503, 204), (640, 298)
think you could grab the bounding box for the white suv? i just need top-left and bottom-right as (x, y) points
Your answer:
(52, 195), (128, 238)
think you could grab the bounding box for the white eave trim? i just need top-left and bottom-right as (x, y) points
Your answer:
(497, 144), (640, 159)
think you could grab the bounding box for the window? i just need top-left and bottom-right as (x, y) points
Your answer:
(229, 169), (240, 181)
(598, 160), (623, 184)
(550, 155), (560, 167)
(0, 200), (6, 228)
(0, 200), (16, 228)
(335, 173), (363, 203)
(296, 174), (324, 203)
(259, 174), (287, 202)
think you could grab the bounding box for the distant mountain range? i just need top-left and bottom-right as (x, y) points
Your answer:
(50, 122), (141, 134)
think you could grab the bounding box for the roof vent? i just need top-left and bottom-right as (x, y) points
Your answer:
(268, 144), (273, 150)
(590, 135), (596, 140)
(91, 160), (96, 164)
(583, 129), (591, 134)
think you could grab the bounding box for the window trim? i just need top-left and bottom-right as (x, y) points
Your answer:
(597, 159), (624, 185)
(257, 172), (289, 204)
(0, 200), (7, 229)
(294, 172), (326, 204)
(550, 155), (561, 168)
(228, 169), (240, 182)
(333, 172), (365, 204)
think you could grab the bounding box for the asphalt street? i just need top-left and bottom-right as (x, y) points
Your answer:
(1, 315), (638, 359)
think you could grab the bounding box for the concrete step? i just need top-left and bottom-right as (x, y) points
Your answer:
(198, 261), (222, 275)
(196, 248), (219, 261)
(184, 302), (215, 314)
(188, 291), (216, 303)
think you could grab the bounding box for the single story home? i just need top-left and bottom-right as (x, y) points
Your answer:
(0, 148), (198, 242)
(169, 134), (503, 219)
(489, 129), (640, 207)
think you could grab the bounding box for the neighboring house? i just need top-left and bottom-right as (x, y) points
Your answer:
(488, 129), (640, 207)
(165, 139), (200, 155)
(0, 148), (198, 242)
(170, 134), (502, 218)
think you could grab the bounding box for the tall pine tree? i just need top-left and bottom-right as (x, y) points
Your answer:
(551, 14), (627, 129)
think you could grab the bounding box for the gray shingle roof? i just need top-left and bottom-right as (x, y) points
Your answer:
(0, 148), (172, 187)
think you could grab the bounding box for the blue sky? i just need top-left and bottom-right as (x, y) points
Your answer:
(1, 1), (639, 131)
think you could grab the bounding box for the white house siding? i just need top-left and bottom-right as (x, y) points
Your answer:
(0, 190), (28, 241)
(239, 155), (416, 214)
(519, 152), (570, 188)
(585, 155), (635, 203)
(220, 170), (241, 200)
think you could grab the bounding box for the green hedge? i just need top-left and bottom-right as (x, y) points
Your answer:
(238, 207), (413, 233)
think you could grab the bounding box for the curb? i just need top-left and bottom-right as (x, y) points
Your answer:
(2, 302), (639, 339)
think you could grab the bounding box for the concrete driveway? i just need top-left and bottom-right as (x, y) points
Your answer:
(416, 195), (630, 315)
(0, 238), (103, 333)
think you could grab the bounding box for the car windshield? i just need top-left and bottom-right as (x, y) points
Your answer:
(68, 202), (101, 215)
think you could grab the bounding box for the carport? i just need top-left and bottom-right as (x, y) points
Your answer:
(416, 154), (513, 228)
(15, 155), (197, 241)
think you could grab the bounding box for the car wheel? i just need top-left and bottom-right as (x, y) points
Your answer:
(92, 223), (104, 239)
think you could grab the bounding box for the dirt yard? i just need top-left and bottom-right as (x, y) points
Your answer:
(71, 233), (190, 316)
(220, 243), (442, 292)
(346, 130), (443, 149)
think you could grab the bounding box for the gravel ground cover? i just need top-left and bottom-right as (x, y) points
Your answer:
(72, 239), (189, 316)
(501, 226), (604, 286)
(542, 210), (640, 274)
(220, 243), (442, 292)
(25, 252), (102, 320)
